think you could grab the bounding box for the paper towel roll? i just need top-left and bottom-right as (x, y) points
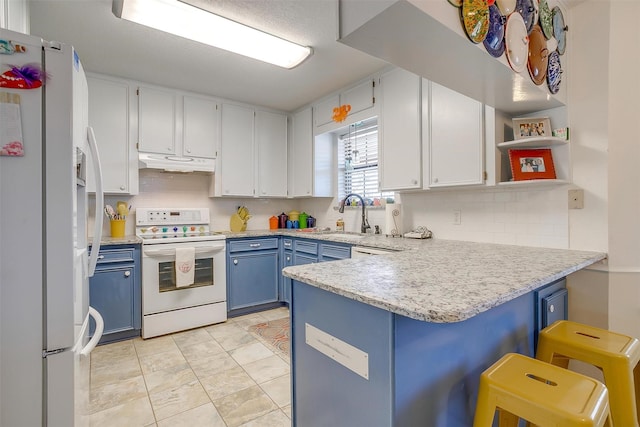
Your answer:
(385, 203), (402, 237)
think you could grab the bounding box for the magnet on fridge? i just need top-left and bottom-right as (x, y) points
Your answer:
(0, 64), (47, 89)
(0, 39), (26, 55)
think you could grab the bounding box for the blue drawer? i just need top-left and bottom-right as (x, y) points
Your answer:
(295, 240), (318, 255)
(282, 238), (293, 250)
(229, 238), (279, 253)
(97, 248), (135, 264)
(321, 244), (351, 260)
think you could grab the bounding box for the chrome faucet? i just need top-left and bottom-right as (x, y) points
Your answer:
(338, 193), (371, 234)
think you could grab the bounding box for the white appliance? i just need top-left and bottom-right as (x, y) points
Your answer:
(136, 208), (227, 338)
(0, 29), (104, 426)
(351, 246), (397, 257)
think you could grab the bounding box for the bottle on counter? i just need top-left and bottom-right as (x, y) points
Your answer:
(336, 218), (344, 231)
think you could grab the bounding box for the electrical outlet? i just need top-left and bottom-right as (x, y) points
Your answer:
(568, 189), (584, 209)
(453, 210), (461, 225)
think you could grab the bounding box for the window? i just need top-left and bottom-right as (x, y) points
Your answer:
(337, 117), (393, 201)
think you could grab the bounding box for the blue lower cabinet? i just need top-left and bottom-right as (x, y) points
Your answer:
(89, 244), (141, 344)
(534, 278), (568, 350)
(281, 250), (293, 304)
(227, 238), (280, 314)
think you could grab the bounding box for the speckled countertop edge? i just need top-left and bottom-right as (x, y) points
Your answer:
(278, 237), (606, 324)
(97, 235), (143, 246)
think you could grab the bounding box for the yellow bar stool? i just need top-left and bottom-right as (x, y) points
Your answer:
(536, 320), (640, 427)
(473, 353), (613, 427)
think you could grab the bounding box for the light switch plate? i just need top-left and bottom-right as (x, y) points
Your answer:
(568, 189), (584, 209)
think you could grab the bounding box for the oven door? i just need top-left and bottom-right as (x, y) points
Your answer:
(142, 240), (226, 315)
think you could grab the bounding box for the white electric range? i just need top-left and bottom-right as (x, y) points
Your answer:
(136, 208), (226, 338)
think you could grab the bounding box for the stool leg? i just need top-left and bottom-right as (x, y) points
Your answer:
(603, 364), (639, 427)
(473, 381), (498, 427)
(635, 361), (640, 426)
(497, 409), (519, 427)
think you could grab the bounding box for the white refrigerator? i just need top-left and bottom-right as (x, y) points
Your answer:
(0, 28), (105, 426)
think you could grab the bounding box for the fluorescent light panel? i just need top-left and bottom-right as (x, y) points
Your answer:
(113, 0), (312, 69)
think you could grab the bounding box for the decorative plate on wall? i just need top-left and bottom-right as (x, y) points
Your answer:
(527, 25), (548, 85)
(547, 51), (562, 94)
(515, 0), (537, 33)
(496, 0), (516, 16)
(539, 0), (554, 39)
(552, 6), (567, 55)
(461, 0), (490, 43)
(505, 12), (529, 73)
(484, 4), (506, 57)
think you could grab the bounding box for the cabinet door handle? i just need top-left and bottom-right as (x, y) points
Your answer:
(233, 259), (238, 265)
(124, 271), (131, 278)
(120, 185), (126, 191)
(249, 243), (261, 248)
(549, 304), (555, 313)
(286, 255), (291, 261)
(97, 255), (105, 260)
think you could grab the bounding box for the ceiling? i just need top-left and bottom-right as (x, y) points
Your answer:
(29, 0), (389, 112)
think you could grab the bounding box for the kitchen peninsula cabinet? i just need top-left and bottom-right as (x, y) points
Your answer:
(227, 238), (280, 316)
(214, 104), (287, 197)
(89, 244), (141, 344)
(87, 74), (138, 194)
(379, 67), (422, 191)
(283, 240), (604, 427)
(138, 86), (219, 158)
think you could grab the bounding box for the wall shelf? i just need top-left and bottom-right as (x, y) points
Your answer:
(497, 137), (568, 150)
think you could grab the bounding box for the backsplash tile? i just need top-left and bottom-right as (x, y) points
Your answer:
(89, 170), (569, 249)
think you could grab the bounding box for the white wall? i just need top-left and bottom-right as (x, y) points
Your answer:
(90, 170), (301, 236)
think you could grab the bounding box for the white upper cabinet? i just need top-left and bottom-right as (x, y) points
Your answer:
(379, 67), (422, 191)
(313, 95), (340, 128)
(1, 0), (29, 34)
(138, 86), (218, 159)
(256, 110), (287, 197)
(183, 95), (218, 158)
(219, 104), (255, 197)
(313, 79), (376, 133)
(341, 79), (375, 116)
(424, 81), (484, 188)
(87, 74), (138, 195)
(138, 86), (176, 155)
(290, 108), (313, 197)
(214, 104), (288, 197)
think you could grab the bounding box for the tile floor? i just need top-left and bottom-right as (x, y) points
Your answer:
(88, 307), (291, 427)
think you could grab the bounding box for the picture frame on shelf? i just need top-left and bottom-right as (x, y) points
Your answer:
(512, 117), (551, 140)
(508, 148), (557, 181)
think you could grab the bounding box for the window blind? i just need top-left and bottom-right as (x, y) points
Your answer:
(337, 118), (393, 201)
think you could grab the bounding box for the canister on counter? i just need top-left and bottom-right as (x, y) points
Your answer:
(269, 216), (278, 230)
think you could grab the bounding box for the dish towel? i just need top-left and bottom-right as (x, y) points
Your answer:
(175, 247), (195, 288)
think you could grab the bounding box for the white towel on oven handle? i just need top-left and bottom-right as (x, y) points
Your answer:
(175, 247), (195, 287)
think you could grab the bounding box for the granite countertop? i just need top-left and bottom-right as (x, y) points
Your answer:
(280, 237), (606, 324)
(98, 235), (143, 246)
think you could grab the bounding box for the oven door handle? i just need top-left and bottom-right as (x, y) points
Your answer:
(143, 246), (224, 257)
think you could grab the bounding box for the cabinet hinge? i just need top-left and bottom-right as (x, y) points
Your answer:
(136, 142), (139, 150)
(372, 96), (376, 104)
(483, 171), (488, 181)
(372, 80), (375, 88)
(136, 88), (139, 96)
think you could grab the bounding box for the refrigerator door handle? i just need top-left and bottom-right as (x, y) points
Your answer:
(87, 126), (104, 277)
(80, 306), (104, 356)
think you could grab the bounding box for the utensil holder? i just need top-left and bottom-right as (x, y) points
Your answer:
(110, 219), (125, 237)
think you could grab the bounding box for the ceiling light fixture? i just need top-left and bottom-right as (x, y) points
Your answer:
(112, 0), (312, 69)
